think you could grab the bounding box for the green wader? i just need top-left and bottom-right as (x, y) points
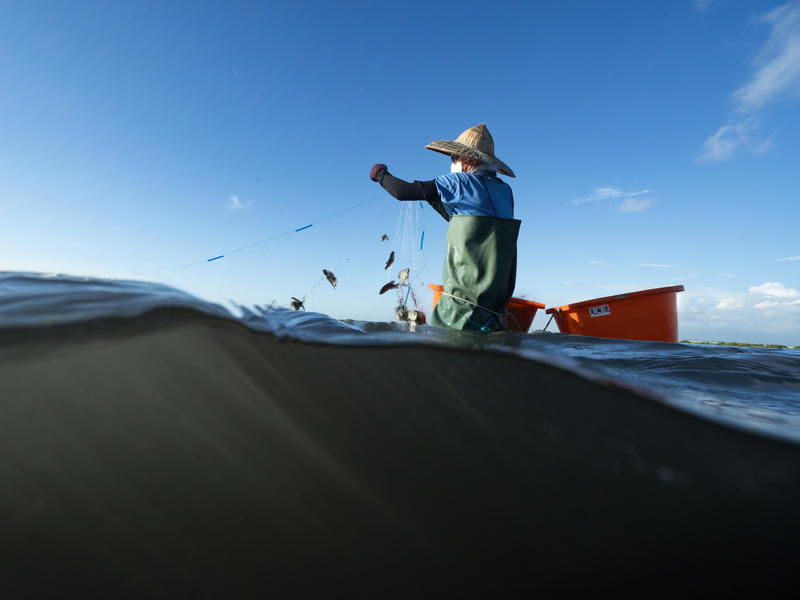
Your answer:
(431, 215), (521, 331)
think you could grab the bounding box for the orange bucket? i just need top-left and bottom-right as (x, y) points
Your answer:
(427, 284), (545, 333)
(544, 285), (685, 342)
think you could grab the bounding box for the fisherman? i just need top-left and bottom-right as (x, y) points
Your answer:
(370, 124), (520, 331)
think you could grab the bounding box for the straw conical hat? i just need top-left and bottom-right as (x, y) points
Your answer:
(425, 124), (515, 178)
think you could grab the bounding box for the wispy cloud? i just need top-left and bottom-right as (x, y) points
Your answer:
(637, 263), (678, 269)
(699, 1), (800, 161)
(698, 116), (763, 161)
(695, 0), (725, 12)
(776, 255), (800, 261)
(572, 186), (653, 211)
(225, 194), (254, 210)
(572, 187), (623, 204)
(732, 2), (800, 112)
(618, 197), (653, 212)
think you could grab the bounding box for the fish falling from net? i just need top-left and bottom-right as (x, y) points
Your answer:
(380, 267), (410, 295)
(290, 297), (305, 311)
(384, 251), (394, 271)
(322, 269), (337, 289)
(379, 281), (400, 295)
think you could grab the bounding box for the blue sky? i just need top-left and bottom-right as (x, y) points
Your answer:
(1, 0), (798, 344)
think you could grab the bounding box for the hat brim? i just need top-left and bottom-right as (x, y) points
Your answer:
(425, 140), (515, 178)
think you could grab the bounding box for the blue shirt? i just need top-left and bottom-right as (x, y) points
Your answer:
(434, 172), (515, 219)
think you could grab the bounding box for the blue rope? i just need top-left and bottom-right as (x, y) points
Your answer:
(181, 193), (387, 268)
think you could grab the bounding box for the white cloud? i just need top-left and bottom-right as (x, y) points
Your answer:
(590, 187), (623, 200)
(752, 132), (776, 155)
(572, 187), (623, 204)
(618, 197), (653, 212)
(225, 194), (254, 211)
(749, 281), (800, 297)
(698, 117), (762, 161)
(776, 255), (800, 261)
(572, 186), (652, 211)
(732, 2), (800, 112)
(754, 300), (782, 309)
(637, 263), (678, 269)
(714, 297), (744, 309)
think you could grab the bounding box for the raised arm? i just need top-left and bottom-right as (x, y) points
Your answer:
(370, 164), (449, 221)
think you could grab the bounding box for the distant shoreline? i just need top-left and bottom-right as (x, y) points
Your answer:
(681, 340), (798, 350)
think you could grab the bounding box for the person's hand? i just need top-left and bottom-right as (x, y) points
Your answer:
(370, 164), (387, 182)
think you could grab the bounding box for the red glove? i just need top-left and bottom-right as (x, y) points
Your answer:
(370, 164), (387, 182)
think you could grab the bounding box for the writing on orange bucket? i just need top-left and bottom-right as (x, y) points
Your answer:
(427, 284), (545, 333)
(545, 285), (685, 342)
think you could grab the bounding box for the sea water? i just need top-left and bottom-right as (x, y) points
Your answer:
(3, 271), (800, 597)
(2, 271), (799, 444)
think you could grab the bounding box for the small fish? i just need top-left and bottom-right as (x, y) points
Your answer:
(381, 234), (389, 242)
(380, 281), (400, 295)
(398, 268), (409, 282)
(395, 305), (408, 321)
(384, 251), (394, 270)
(323, 269), (337, 289)
(290, 297), (305, 311)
